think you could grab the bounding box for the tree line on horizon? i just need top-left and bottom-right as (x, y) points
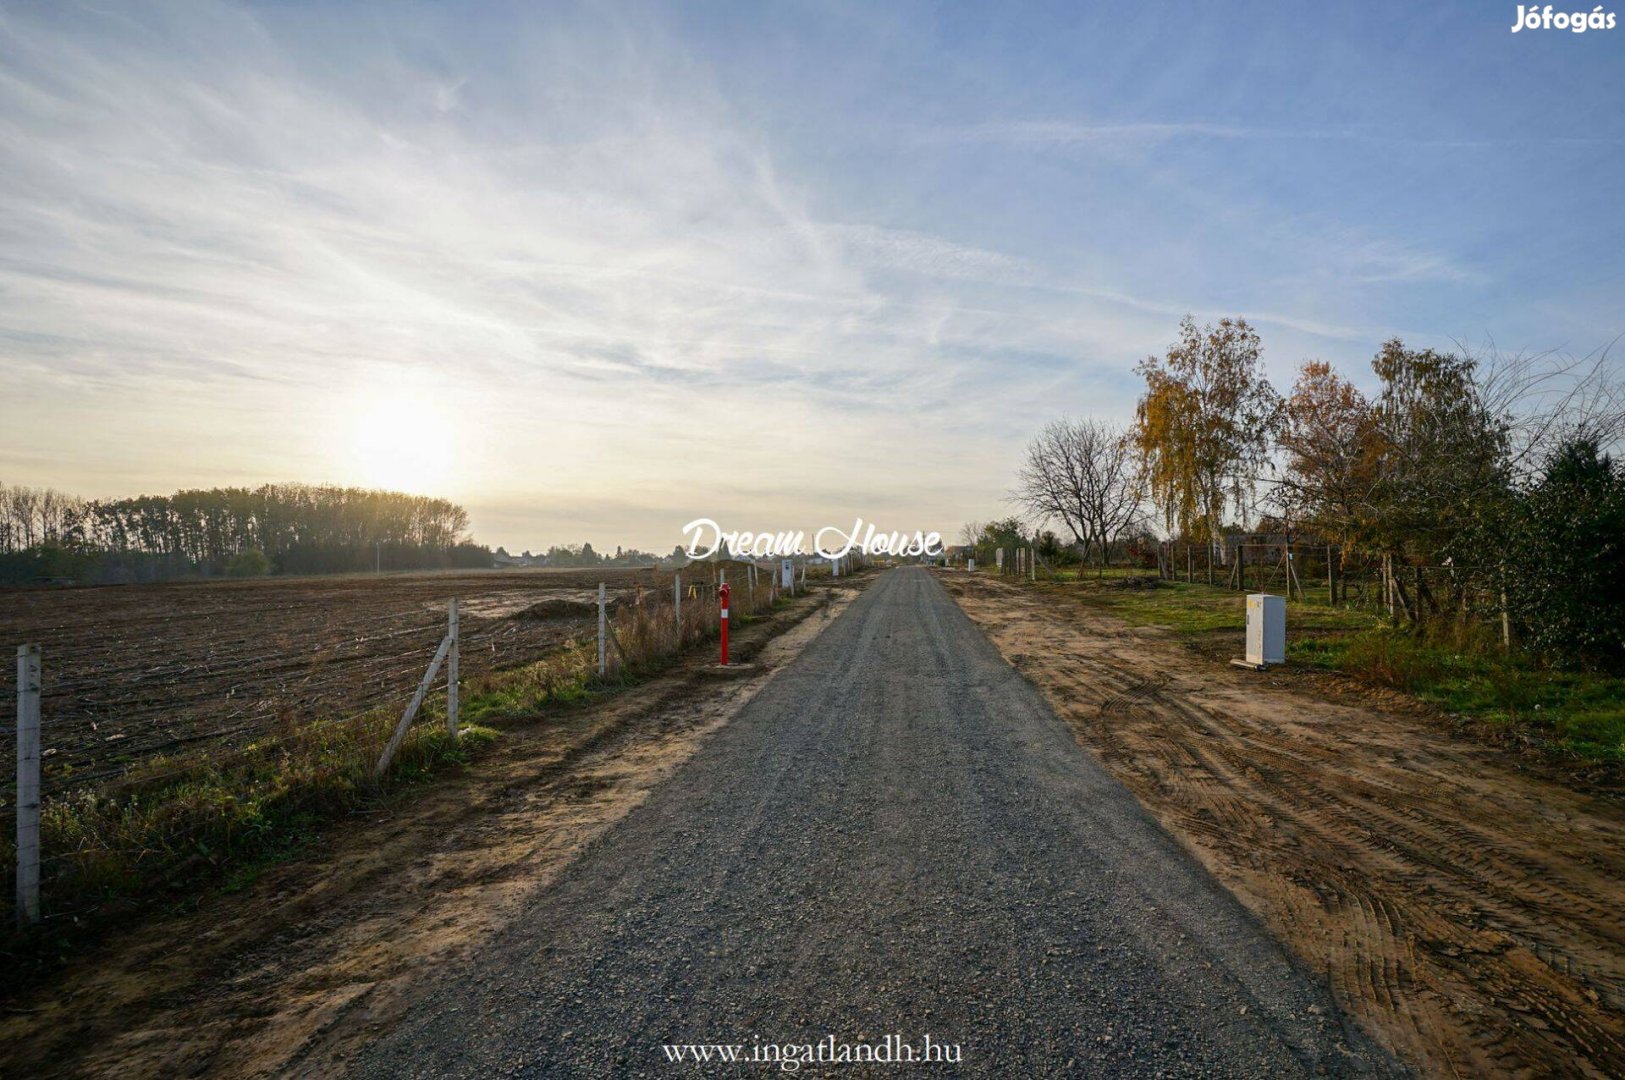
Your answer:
(494, 542), (665, 567)
(997, 316), (1625, 670)
(0, 481), (491, 584)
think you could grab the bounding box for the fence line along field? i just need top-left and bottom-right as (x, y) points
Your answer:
(0, 566), (672, 797)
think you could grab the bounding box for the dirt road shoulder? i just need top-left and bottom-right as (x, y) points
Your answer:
(940, 570), (1624, 1079)
(0, 581), (866, 1079)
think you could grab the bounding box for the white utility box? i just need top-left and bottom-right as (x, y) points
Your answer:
(1244, 593), (1286, 667)
(780, 559), (794, 589)
(1241, 591), (1280, 665)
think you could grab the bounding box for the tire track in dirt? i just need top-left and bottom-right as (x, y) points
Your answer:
(942, 572), (1625, 1079)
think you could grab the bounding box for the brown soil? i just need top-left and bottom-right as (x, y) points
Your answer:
(0, 566), (675, 793)
(0, 580), (864, 1079)
(940, 570), (1624, 1080)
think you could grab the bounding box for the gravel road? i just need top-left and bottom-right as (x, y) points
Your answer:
(351, 568), (1389, 1078)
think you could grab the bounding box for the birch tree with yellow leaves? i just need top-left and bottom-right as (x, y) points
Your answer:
(1132, 316), (1280, 544)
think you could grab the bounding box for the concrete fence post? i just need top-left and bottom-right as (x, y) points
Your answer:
(597, 583), (607, 677)
(16, 644), (40, 929)
(674, 573), (682, 635)
(446, 598), (460, 740)
(375, 631), (453, 779)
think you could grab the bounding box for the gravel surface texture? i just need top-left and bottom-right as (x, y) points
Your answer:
(352, 567), (1392, 1078)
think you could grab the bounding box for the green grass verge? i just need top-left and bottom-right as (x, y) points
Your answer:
(3, 638), (628, 968)
(1040, 574), (1625, 762)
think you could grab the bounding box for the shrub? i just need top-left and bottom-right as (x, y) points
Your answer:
(226, 547), (272, 577)
(1498, 439), (1625, 670)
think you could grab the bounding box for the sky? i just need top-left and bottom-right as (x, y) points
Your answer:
(2, 0), (1623, 554)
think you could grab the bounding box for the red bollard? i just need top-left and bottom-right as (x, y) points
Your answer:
(718, 583), (731, 666)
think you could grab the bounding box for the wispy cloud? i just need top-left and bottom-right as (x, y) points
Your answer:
(0, 2), (1610, 549)
(922, 120), (1264, 146)
(0, 3), (1123, 543)
(920, 119), (1625, 150)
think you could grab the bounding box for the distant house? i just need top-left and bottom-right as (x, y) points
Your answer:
(492, 550), (547, 568)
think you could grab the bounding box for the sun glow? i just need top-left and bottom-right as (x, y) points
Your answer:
(345, 393), (456, 494)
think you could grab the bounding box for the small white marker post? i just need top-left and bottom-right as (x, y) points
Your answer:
(597, 583), (608, 677)
(16, 644), (41, 929)
(446, 599), (460, 739)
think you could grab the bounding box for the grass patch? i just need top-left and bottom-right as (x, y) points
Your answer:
(1326, 632), (1625, 759)
(1038, 566), (1160, 584)
(1049, 575), (1374, 637)
(1050, 575), (1625, 762)
(463, 643), (597, 723)
(1, 706), (501, 989)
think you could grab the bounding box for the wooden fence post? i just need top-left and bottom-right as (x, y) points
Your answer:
(1385, 555), (1399, 623)
(597, 583), (607, 677)
(446, 599), (459, 739)
(16, 644), (40, 929)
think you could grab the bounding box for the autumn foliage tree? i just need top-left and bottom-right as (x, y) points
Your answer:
(1365, 340), (1511, 566)
(1273, 361), (1381, 547)
(1133, 317), (1280, 544)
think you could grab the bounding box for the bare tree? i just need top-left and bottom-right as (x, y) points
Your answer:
(1473, 340), (1625, 484)
(1015, 417), (1143, 567)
